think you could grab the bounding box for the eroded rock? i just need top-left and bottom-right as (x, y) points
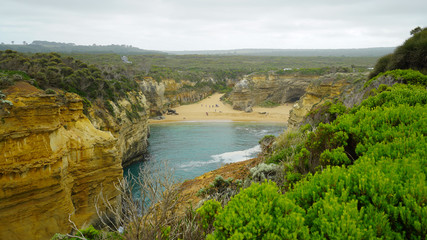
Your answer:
(229, 72), (315, 110)
(0, 82), (122, 240)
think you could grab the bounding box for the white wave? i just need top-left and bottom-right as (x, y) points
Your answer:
(211, 145), (261, 164)
(180, 158), (221, 169)
(178, 145), (261, 169)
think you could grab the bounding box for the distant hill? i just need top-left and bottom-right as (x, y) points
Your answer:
(0, 41), (395, 57)
(166, 47), (395, 57)
(0, 41), (165, 55)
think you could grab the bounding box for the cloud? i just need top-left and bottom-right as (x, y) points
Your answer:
(1, 0), (426, 50)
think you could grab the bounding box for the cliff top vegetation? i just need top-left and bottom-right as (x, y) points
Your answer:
(369, 27), (427, 78)
(0, 40), (164, 55)
(68, 53), (376, 82)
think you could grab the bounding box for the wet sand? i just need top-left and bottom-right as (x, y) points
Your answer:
(149, 93), (292, 124)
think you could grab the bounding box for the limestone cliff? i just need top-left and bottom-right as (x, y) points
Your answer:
(138, 77), (213, 116)
(0, 82), (122, 240)
(87, 91), (150, 167)
(229, 72), (316, 110)
(288, 73), (367, 128)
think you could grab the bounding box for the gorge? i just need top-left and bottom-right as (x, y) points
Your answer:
(0, 50), (380, 239)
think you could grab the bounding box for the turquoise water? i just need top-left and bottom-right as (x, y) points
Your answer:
(124, 121), (286, 181)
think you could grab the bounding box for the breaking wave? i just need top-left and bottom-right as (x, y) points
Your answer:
(179, 145), (261, 169)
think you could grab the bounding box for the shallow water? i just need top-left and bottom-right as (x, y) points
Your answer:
(124, 121), (286, 181)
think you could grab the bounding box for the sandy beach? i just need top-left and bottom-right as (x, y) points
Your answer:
(149, 93), (293, 124)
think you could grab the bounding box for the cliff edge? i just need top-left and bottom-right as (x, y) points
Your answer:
(288, 73), (367, 128)
(0, 82), (122, 240)
(229, 72), (315, 110)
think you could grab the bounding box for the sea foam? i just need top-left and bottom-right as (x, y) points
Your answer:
(180, 145), (261, 170)
(212, 145), (261, 163)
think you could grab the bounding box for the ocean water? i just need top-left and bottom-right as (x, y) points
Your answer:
(124, 121), (286, 181)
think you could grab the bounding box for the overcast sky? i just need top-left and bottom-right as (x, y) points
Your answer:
(1, 0), (426, 51)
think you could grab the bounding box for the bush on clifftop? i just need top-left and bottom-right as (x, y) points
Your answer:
(369, 27), (427, 78)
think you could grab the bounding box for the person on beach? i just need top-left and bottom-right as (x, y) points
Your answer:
(206, 112), (208, 116)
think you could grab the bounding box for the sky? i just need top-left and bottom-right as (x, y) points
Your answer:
(1, 0), (426, 51)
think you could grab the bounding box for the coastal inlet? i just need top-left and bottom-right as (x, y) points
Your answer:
(124, 121), (286, 180)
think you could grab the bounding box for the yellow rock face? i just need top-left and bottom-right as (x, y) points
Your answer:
(230, 73), (316, 110)
(288, 73), (365, 128)
(0, 83), (122, 240)
(138, 77), (213, 116)
(88, 91), (150, 167)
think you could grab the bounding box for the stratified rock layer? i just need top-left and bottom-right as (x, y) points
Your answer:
(229, 73), (316, 110)
(88, 91), (150, 167)
(0, 82), (122, 240)
(288, 73), (367, 128)
(138, 77), (213, 116)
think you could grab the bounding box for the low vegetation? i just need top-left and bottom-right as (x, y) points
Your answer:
(0, 50), (137, 103)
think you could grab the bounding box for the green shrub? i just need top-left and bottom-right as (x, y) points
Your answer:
(287, 146), (426, 239)
(259, 134), (275, 144)
(299, 123), (312, 133)
(369, 27), (427, 77)
(50, 225), (123, 240)
(258, 134), (276, 156)
(328, 101), (346, 116)
(283, 83), (426, 185)
(0, 51), (138, 111)
(304, 100), (347, 127)
(44, 88), (56, 94)
(266, 130), (306, 166)
(208, 181), (309, 240)
(366, 69), (427, 88)
(266, 147), (292, 164)
(104, 100), (116, 117)
(319, 146), (351, 166)
(354, 83), (427, 112)
(77, 225), (102, 240)
(258, 100), (280, 108)
(0, 90), (13, 107)
(249, 163), (282, 183)
(281, 80), (426, 238)
(197, 175), (242, 204)
(197, 199), (222, 232)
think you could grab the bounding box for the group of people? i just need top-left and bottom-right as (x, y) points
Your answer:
(202, 103), (220, 116)
(201, 104), (220, 108)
